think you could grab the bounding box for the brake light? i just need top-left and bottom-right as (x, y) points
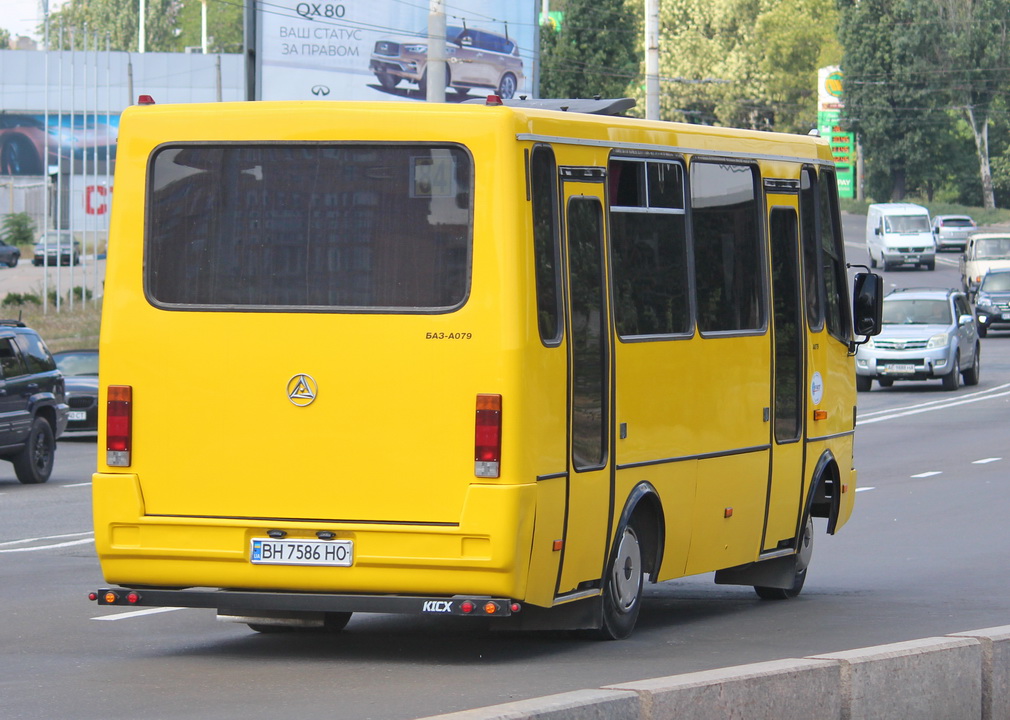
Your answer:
(107, 385), (132, 467)
(474, 394), (502, 478)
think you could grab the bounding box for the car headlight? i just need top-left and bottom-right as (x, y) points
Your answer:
(403, 44), (427, 53)
(927, 333), (950, 349)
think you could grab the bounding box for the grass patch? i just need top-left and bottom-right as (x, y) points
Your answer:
(840, 197), (1010, 227)
(0, 299), (101, 352)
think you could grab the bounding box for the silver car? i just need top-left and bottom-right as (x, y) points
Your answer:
(931, 214), (975, 252)
(855, 288), (980, 391)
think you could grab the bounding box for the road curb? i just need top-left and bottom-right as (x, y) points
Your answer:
(417, 626), (1010, 720)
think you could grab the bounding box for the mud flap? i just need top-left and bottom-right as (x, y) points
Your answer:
(491, 595), (603, 632)
(713, 554), (800, 590)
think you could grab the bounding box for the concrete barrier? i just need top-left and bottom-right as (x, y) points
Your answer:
(810, 637), (981, 720)
(416, 626), (1010, 720)
(950, 626), (1010, 720)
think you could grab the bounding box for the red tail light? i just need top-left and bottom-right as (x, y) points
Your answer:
(107, 385), (132, 467)
(474, 394), (502, 478)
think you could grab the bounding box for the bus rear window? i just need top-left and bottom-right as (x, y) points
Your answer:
(146, 144), (472, 311)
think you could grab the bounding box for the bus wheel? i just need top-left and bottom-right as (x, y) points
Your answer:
(597, 523), (643, 640)
(755, 516), (813, 600)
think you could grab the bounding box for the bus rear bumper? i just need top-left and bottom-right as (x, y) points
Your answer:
(91, 473), (536, 600)
(89, 586), (520, 618)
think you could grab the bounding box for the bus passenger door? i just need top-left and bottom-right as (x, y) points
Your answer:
(557, 172), (614, 597)
(764, 204), (806, 550)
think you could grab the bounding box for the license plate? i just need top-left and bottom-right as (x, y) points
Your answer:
(251, 538), (353, 566)
(1002, 313), (1010, 320)
(885, 364), (915, 373)
(68, 411), (87, 421)
(905, 256), (918, 263)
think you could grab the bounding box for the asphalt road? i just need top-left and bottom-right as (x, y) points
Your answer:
(3, 215), (1010, 720)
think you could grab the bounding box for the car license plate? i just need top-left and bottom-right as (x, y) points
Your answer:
(250, 538), (353, 567)
(68, 411), (87, 421)
(905, 256), (918, 263)
(885, 364), (915, 373)
(1002, 313), (1010, 320)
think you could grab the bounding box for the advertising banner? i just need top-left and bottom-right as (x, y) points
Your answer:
(817, 66), (855, 199)
(257, 1), (536, 102)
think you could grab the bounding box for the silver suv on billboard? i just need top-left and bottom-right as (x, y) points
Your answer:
(369, 26), (524, 99)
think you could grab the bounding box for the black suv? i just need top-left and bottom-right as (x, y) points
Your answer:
(0, 321), (69, 483)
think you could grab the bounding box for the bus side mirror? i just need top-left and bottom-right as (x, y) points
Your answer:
(852, 272), (883, 342)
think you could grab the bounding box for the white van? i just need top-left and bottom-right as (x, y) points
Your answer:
(866, 203), (935, 271)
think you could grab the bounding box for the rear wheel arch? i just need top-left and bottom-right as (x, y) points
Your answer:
(614, 482), (665, 580)
(807, 450), (841, 535)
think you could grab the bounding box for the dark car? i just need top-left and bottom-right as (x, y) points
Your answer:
(52, 349), (98, 432)
(0, 320), (69, 483)
(33, 231), (81, 266)
(972, 269), (1010, 337)
(0, 239), (20, 267)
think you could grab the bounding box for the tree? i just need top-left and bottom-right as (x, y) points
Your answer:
(539, 0), (641, 99)
(644, 0), (839, 131)
(45, 0), (181, 53)
(837, 0), (946, 200)
(754, 0), (842, 133)
(173, 0), (243, 54)
(905, 0), (1010, 210)
(0, 27), (11, 49)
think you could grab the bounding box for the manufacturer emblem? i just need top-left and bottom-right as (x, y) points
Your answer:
(311, 84), (330, 96)
(286, 374), (318, 406)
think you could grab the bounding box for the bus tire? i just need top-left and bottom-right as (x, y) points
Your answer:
(13, 416), (55, 484)
(597, 522), (644, 640)
(755, 515), (813, 600)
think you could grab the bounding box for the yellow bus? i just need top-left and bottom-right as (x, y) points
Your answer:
(90, 96), (881, 639)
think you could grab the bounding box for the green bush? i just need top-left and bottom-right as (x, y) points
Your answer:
(2, 292), (42, 307)
(1, 212), (36, 246)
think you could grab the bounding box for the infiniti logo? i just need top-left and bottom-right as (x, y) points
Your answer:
(287, 374), (318, 406)
(311, 85), (330, 96)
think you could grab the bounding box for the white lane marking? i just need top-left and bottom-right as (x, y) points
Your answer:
(973, 457), (1002, 465)
(92, 607), (186, 621)
(911, 471), (942, 478)
(63, 482), (92, 488)
(858, 384), (1010, 425)
(0, 537), (95, 553)
(0, 531), (95, 553)
(856, 486), (875, 492)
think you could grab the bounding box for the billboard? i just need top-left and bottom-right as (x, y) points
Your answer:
(816, 66), (855, 199)
(256, 1), (537, 102)
(0, 113), (119, 177)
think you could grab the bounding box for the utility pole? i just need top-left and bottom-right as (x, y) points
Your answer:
(426, 0), (446, 103)
(645, 0), (659, 120)
(139, 0), (146, 52)
(201, 0), (209, 53)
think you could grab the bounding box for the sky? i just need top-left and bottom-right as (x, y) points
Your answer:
(4, 0), (69, 42)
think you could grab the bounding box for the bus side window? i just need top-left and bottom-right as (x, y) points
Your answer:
(609, 158), (690, 337)
(530, 146), (562, 344)
(691, 161), (763, 333)
(818, 169), (851, 342)
(800, 167), (823, 331)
